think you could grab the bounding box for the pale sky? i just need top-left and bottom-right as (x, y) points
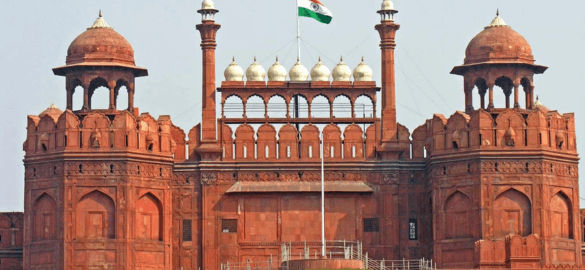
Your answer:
(0, 0), (583, 211)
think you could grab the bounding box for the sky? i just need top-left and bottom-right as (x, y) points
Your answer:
(0, 0), (583, 211)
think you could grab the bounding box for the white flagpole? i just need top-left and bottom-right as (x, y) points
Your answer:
(296, 0), (301, 60)
(320, 133), (325, 257)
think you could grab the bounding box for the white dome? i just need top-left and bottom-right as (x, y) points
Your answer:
(224, 57), (244, 81)
(332, 57), (352, 81)
(267, 56), (287, 81)
(289, 58), (309, 82)
(310, 57), (330, 82)
(381, 0), (394, 10)
(353, 57), (373, 81)
(245, 56), (266, 82)
(202, 0), (215, 9)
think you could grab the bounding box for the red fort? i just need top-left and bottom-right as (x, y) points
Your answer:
(2, 0), (582, 269)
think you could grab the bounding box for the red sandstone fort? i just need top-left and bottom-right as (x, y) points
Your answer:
(1, 0), (581, 269)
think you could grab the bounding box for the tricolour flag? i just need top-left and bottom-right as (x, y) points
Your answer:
(298, 0), (332, 24)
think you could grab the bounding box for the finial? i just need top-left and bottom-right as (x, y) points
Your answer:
(297, 56), (300, 62)
(361, 56), (364, 62)
(254, 56), (257, 62)
(536, 95), (539, 101)
(496, 9), (499, 17)
(318, 56), (321, 62)
(99, 9), (102, 17)
(340, 56), (343, 61)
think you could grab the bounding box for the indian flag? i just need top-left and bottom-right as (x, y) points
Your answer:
(298, 0), (332, 24)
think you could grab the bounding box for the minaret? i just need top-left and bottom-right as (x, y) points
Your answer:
(196, 0), (222, 160)
(375, 0), (400, 143)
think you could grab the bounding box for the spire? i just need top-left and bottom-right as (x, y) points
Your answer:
(89, 10), (112, 29)
(487, 9), (508, 28)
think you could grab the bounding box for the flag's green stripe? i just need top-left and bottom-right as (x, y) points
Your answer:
(298, 7), (332, 24)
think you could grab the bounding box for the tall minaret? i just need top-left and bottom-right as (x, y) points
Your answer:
(196, 0), (222, 160)
(375, 0), (400, 143)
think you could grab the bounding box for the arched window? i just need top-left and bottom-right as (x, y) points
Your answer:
(551, 192), (572, 239)
(267, 95), (287, 118)
(493, 189), (532, 237)
(289, 95), (309, 118)
(76, 191), (116, 239)
(136, 193), (163, 241)
(116, 85), (129, 110)
(224, 95), (244, 118)
(444, 191), (472, 239)
(88, 78), (110, 110)
(332, 95), (352, 118)
(354, 95), (374, 118)
(33, 194), (57, 241)
(246, 95), (265, 118)
(311, 95), (330, 118)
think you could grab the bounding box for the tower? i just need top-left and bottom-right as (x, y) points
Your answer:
(23, 12), (176, 269)
(195, 0), (223, 161)
(412, 12), (580, 268)
(375, 0), (405, 158)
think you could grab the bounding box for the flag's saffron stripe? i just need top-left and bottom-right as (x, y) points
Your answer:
(299, 7), (332, 24)
(308, 0), (324, 6)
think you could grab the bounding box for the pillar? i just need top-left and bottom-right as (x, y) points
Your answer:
(196, 20), (221, 142)
(488, 84), (494, 109)
(513, 83), (520, 108)
(108, 81), (116, 110)
(375, 19), (400, 142)
(67, 90), (73, 111)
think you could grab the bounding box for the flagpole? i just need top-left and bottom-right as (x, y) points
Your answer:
(296, 0), (301, 60)
(320, 133), (325, 258)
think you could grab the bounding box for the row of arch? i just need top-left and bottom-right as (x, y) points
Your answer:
(66, 76), (134, 111)
(223, 94), (375, 119)
(33, 190), (162, 241)
(465, 74), (534, 111)
(443, 189), (573, 240)
(220, 123), (377, 160)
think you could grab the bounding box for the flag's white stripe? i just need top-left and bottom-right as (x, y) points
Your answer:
(298, 0), (332, 17)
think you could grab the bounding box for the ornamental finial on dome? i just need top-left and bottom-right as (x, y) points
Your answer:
(353, 57), (373, 81)
(202, 0), (215, 10)
(224, 57), (244, 81)
(332, 56), (352, 81)
(310, 57), (331, 82)
(246, 56), (266, 82)
(487, 9), (508, 28)
(268, 56), (287, 82)
(89, 10), (112, 29)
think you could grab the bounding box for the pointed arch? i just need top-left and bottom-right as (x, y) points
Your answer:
(76, 190), (116, 239)
(136, 192), (163, 241)
(33, 193), (57, 241)
(444, 191), (472, 239)
(235, 124), (255, 160)
(278, 124), (299, 160)
(550, 191), (573, 239)
(322, 124), (342, 159)
(493, 188), (532, 237)
(257, 124), (277, 159)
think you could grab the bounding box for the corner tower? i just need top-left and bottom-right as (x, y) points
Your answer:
(23, 12), (177, 269)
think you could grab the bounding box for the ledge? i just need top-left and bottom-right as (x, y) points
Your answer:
(226, 181), (373, 193)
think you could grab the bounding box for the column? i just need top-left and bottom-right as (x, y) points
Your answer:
(513, 83), (520, 108)
(488, 84), (494, 109)
(375, 20), (400, 142)
(67, 90), (73, 111)
(197, 20), (221, 142)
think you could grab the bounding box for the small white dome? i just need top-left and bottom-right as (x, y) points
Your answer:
(381, 0), (394, 10)
(289, 57), (309, 82)
(246, 56), (266, 82)
(332, 57), (352, 81)
(353, 57), (373, 81)
(202, 0), (215, 9)
(267, 56), (287, 81)
(310, 57), (331, 82)
(224, 57), (244, 81)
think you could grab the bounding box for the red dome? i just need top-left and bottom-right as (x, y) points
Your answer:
(65, 15), (135, 66)
(464, 24), (534, 65)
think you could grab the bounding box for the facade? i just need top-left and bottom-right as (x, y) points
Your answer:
(18, 0), (581, 269)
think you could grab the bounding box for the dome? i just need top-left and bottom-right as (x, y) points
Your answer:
(332, 57), (352, 81)
(310, 57), (331, 82)
(289, 58), (309, 82)
(224, 57), (244, 81)
(66, 11), (135, 66)
(533, 96), (549, 112)
(39, 103), (63, 119)
(246, 56), (266, 81)
(202, 0), (215, 9)
(464, 13), (534, 65)
(381, 0), (394, 10)
(267, 57), (287, 82)
(353, 57), (373, 81)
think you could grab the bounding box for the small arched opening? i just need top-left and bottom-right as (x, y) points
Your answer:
(332, 95), (352, 118)
(88, 77), (110, 110)
(493, 76), (514, 109)
(246, 95), (265, 118)
(224, 95), (244, 118)
(289, 94), (309, 118)
(311, 95), (331, 118)
(354, 95), (374, 118)
(267, 95), (287, 118)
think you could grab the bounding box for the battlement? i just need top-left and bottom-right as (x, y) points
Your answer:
(23, 108), (186, 160)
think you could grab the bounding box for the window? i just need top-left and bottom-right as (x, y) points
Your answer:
(183, 219), (192, 241)
(330, 146), (334, 158)
(409, 219), (418, 240)
(243, 146), (247, 158)
(352, 145), (356, 158)
(287, 146), (291, 158)
(309, 145), (313, 158)
(265, 146), (269, 158)
(222, 219), (237, 233)
(363, 218), (379, 232)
